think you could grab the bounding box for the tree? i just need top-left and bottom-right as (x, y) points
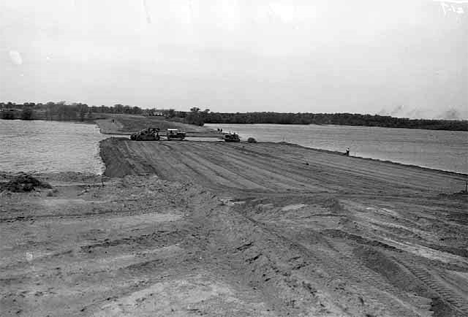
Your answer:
(1, 110), (15, 119)
(20, 107), (34, 120)
(73, 103), (88, 121)
(132, 106), (141, 114)
(114, 104), (124, 113)
(166, 108), (176, 118)
(186, 107), (204, 126)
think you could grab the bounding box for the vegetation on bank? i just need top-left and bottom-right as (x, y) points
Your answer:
(0, 102), (208, 126)
(1, 102), (467, 131)
(0, 101), (143, 122)
(202, 112), (468, 131)
(169, 108), (468, 131)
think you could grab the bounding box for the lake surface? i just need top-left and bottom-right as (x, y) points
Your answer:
(206, 123), (468, 174)
(0, 120), (107, 174)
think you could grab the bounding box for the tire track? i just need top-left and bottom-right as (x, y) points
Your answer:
(213, 143), (346, 192)
(401, 264), (468, 315)
(218, 143), (419, 194)
(173, 142), (317, 191)
(339, 250), (434, 317)
(217, 147), (334, 192)
(173, 145), (268, 190)
(253, 143), (465, 194)
(243, 216), (419, 317)
(132, 142), (199, 182)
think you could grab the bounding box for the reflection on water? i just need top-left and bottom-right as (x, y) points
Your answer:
(207, 124), (468, 174)
(0, 120), (108, 174)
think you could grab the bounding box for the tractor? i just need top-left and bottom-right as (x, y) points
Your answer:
(166, 129), (186, 141)
(130, 127), (160, 141)
(224, 132), (240, 142)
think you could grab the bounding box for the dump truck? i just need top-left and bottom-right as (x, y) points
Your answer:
(130, 127), (160, 141)
(224, 132), (240, 142)
(166, 129), (186, 141)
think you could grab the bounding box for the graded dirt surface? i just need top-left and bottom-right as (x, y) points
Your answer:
(2, 139), (468, 317)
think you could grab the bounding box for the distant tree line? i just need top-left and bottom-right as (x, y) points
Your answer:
(2, 102), (466, 131)
(159, 107), (211, 126)
(0, 101), (146, 121)
(200, 112), (468, 131)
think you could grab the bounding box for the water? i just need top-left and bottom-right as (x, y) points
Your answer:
(206, 123), (468, 174)
(0, 120), (107, 174)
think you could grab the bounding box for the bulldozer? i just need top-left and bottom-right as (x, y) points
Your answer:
(223, 132), (240, 142)
(130, 127), (160, 141)
(166, 128), (186, 141)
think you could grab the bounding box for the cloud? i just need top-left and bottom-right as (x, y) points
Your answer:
(9, 50), (23, 65)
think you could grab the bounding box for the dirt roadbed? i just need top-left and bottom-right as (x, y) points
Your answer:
(1, 139), (467, 316)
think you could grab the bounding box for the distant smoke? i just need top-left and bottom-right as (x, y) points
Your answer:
(9, 50), (22, 65)
(437, 108), (464, 120)
(390, 105), (405, 117)
(377, 109), (388, 116)
(377, 105), (423, 119)
(377, 106), (468, 120)
(405, 108), (425, 119)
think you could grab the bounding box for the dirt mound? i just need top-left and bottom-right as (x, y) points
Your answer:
(1, 173), (52, 192)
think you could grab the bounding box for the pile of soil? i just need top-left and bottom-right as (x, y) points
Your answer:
(1, 173), (52, 192)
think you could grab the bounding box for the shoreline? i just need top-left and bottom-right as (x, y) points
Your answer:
(275, 141), (468, 177)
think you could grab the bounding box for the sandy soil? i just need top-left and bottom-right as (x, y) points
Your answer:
(1, 138), (467, 317)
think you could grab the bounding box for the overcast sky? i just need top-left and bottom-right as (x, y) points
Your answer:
(0, 0), (467, 118)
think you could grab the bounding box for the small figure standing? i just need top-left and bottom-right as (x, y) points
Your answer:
(345, 147), (350, 156)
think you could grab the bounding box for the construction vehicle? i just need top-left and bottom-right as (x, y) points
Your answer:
(166, 128), (186, 141)
(224, 132), (240, 142)
(130, 127), (160, 141)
